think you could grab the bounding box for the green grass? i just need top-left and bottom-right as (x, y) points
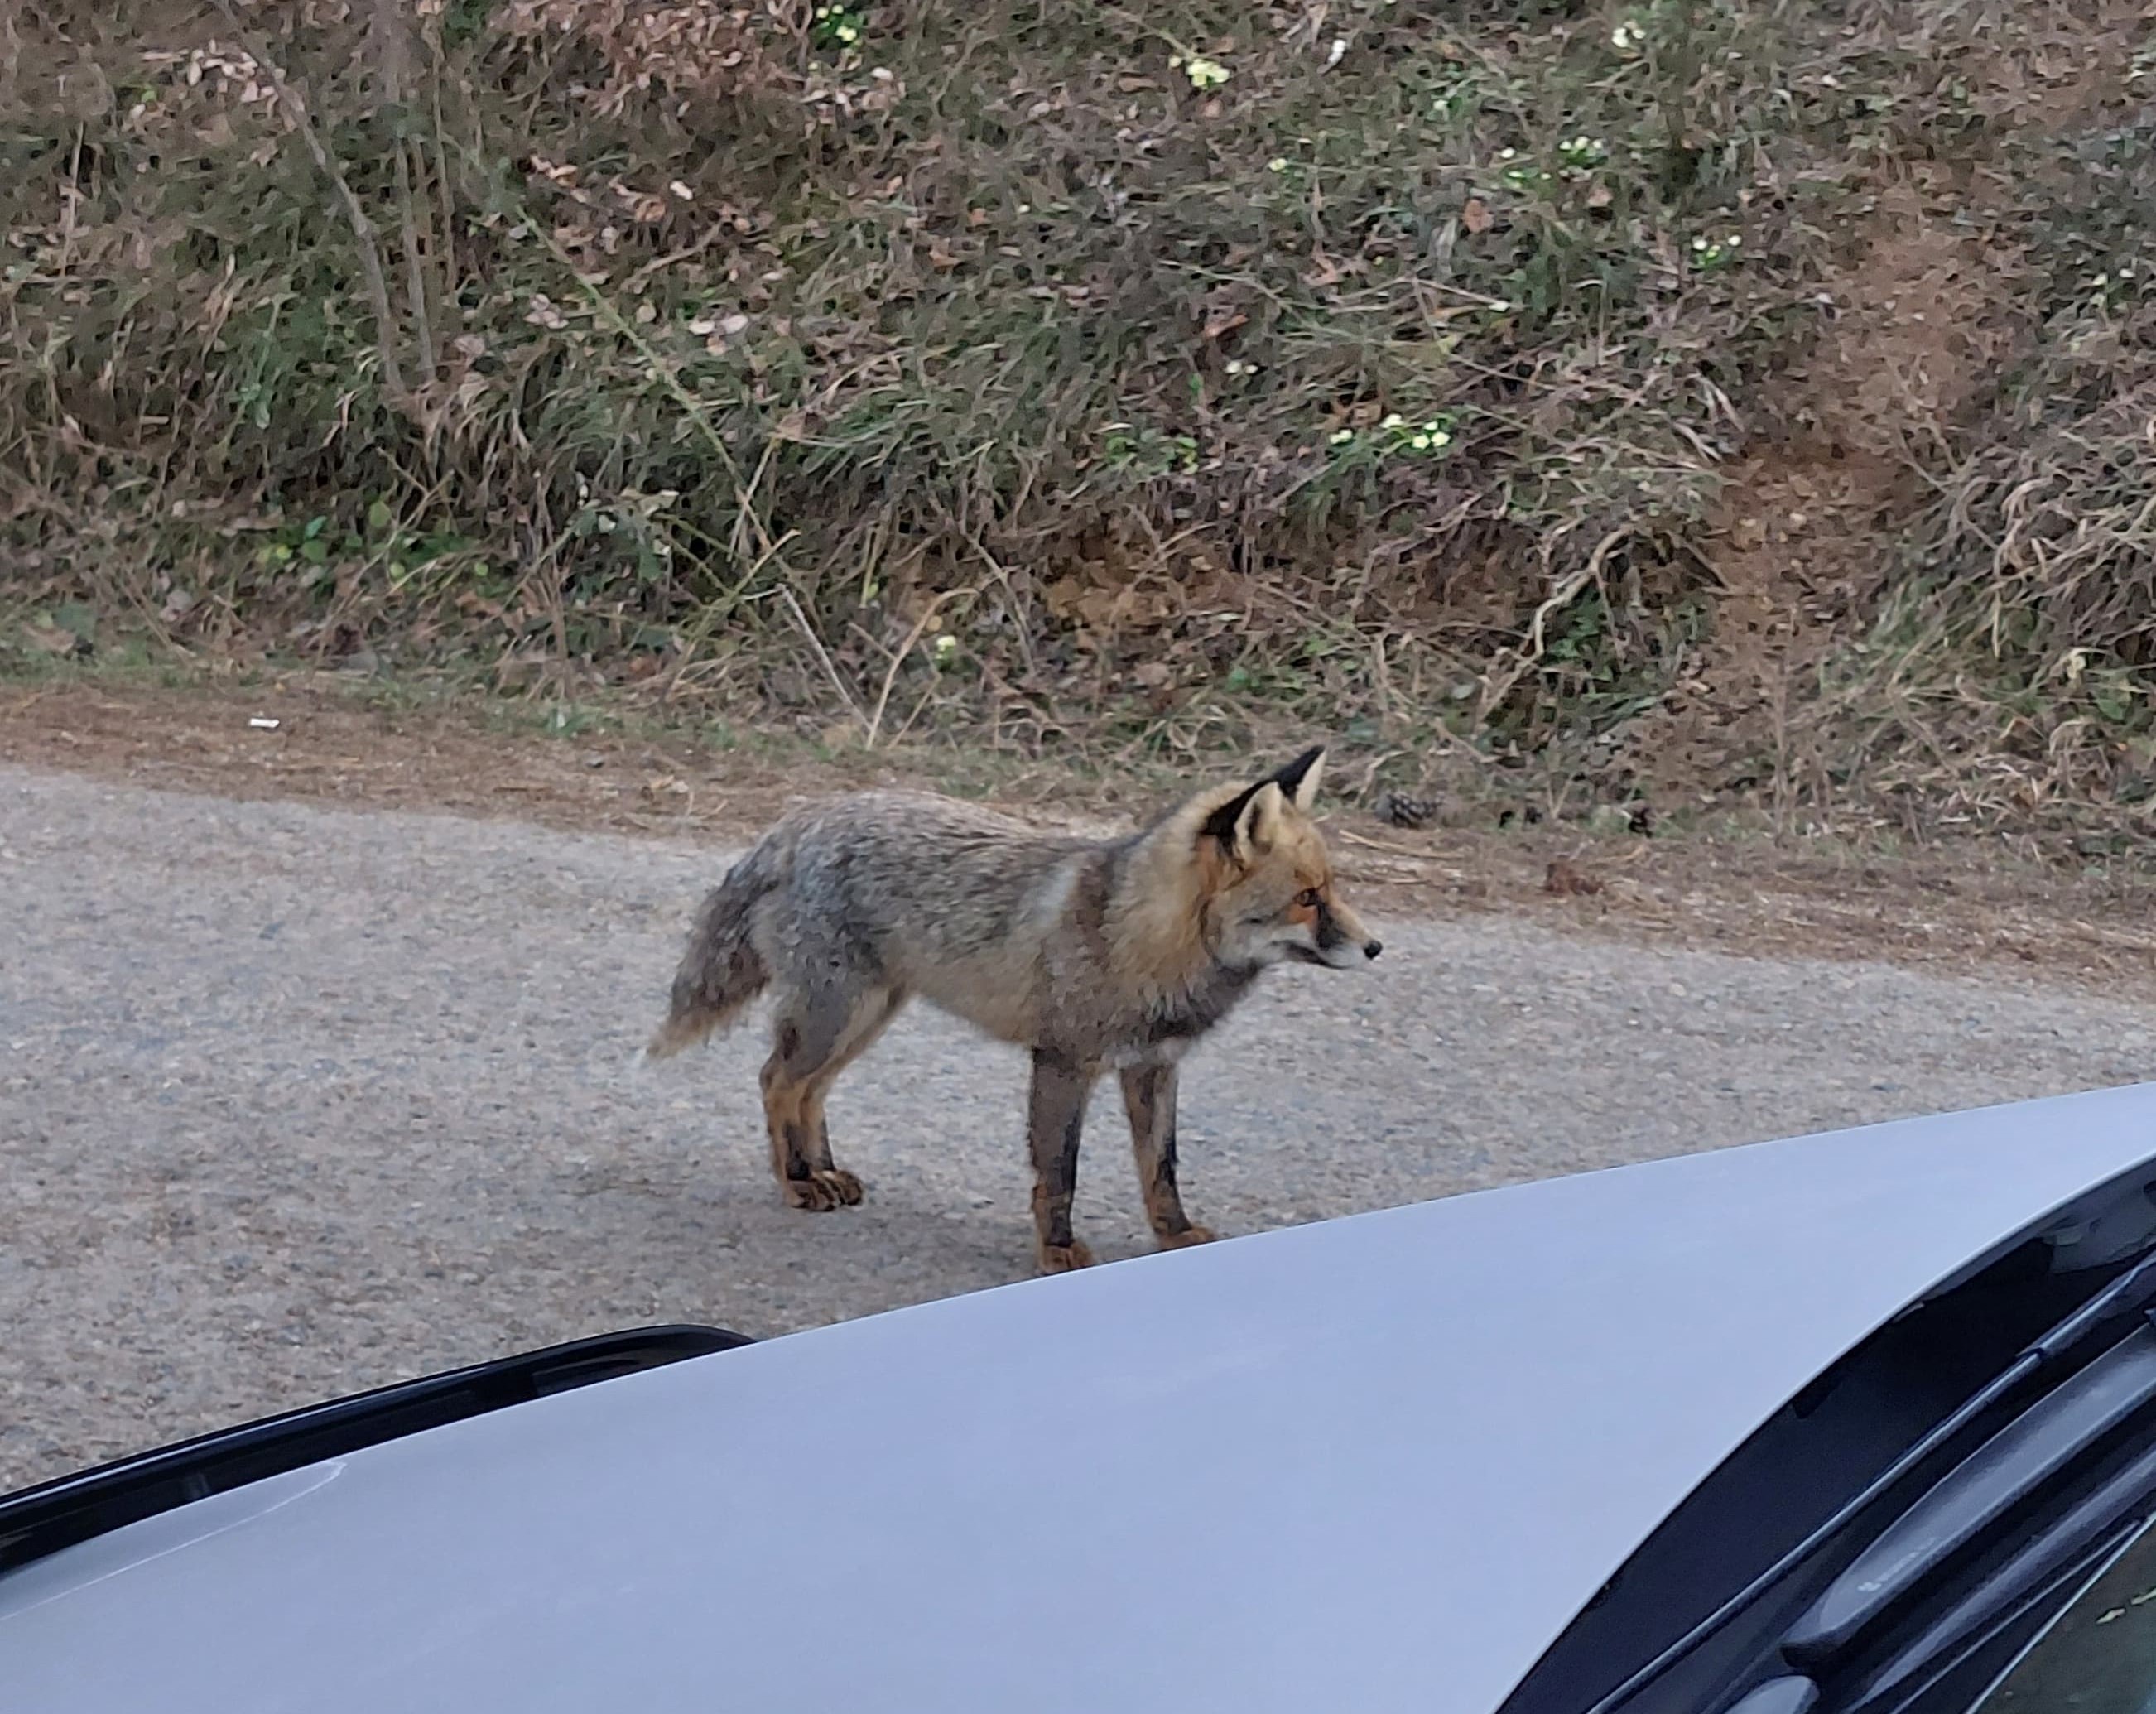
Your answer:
(3, 0), (2153, 835)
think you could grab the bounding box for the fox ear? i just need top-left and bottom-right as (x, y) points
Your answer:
(1269, 745), (1326, 812)
(1198, 779), (1286, 861)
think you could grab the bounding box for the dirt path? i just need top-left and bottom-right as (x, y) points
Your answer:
(6, 714), (2156, 1491)
(7, 675), (2156, 994)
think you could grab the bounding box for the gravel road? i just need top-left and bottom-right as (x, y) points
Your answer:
(4, 760), (2154, 1491)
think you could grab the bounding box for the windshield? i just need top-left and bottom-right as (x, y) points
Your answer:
(1976, 1511), (2156, 1714)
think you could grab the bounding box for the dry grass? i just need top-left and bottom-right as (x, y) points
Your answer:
(2, 0), (2153, 843)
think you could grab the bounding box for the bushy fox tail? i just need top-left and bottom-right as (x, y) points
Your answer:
(645, 838), (782, 1060)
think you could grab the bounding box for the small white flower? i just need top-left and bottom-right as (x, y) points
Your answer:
(1329, 428), (1355, 445)
(1429, 429), (1453, 449)
(1268, 156), (1290, 172)
(1380, 412), (1406, 429)
(931, 633), (959, 662)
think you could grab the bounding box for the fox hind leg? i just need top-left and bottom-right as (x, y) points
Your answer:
(797, 987), (907, 1187)
(1119, 1062), (1217, 1251)
(761, 985), (905, 1211)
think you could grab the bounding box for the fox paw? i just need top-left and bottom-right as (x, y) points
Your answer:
(1157, 1224), (1219, 1250)
(1037, 1240), (1097, 1274)
(782, 1169), (864, 1211)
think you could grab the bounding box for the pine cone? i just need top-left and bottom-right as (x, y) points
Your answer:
(1375, 791), (1438, 831)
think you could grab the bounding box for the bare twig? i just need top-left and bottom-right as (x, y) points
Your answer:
(393, 138), (438, 386)
(1477, 527), (1634, 719)
(865, 587), (978, 749)
(423, 17), (460, 329)
(778, 587), (868, 729)
(210, 0), (412, 409)
(372, 0), (437, 390)
(1337, 828), (1442, 860)
(522, 212), (808, 611)
(626, 225), (728, 290)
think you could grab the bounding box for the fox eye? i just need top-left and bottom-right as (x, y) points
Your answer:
(1295, 888), (1322, 908)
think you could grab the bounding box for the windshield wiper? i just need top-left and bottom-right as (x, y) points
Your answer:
(1783, 1322), (2156, 1663)
(1587, 1248), (2156, 1714)
(1831, 1448), (2156, 1714)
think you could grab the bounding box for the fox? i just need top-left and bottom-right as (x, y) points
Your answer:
(645, 745), (1383, 1273)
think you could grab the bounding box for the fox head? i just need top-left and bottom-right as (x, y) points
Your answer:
(1193, 746), (1383, 972)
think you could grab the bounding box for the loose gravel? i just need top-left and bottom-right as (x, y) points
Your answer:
(4, 762), (2153, 1490)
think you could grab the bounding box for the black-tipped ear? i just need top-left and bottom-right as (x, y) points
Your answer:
(1199, 779), (1268, 857)
(1269, 744), (1326, 811)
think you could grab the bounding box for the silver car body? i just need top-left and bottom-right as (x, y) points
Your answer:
(9, 1082), (2156, 1712)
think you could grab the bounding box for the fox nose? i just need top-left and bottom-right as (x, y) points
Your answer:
(1363, 938), (1384, 960)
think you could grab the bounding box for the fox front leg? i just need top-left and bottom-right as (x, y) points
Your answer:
(1027, 1050), (1096, 1273)
(1119, 1062), (1217, 1251)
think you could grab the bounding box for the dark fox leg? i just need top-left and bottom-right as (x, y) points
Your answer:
(1119, 1062), (1217, 1250)
(761, 985), (902, 1211)
(1027, 1051), (1096, 1273)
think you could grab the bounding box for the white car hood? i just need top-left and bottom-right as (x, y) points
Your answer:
(9, 1081), (2156, 1714)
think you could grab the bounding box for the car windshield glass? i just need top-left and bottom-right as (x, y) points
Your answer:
(1975, 1510), (2156, 1714)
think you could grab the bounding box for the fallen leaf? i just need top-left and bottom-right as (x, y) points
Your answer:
(1462, 198), (1494, 234)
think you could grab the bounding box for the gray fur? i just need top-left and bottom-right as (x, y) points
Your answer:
(647, 758), (1380, 1269)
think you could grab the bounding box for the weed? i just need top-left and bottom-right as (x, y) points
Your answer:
(1, 0), (2149, 838)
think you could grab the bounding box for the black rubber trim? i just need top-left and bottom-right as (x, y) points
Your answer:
(0, 1322), (750, 1575)
(1575, 1244), (2156, 1714)
(1786, 1322), (2156, 1663)
(1838, 1452), (2156, 1714)
(1720, 1677), (1818, 1714)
